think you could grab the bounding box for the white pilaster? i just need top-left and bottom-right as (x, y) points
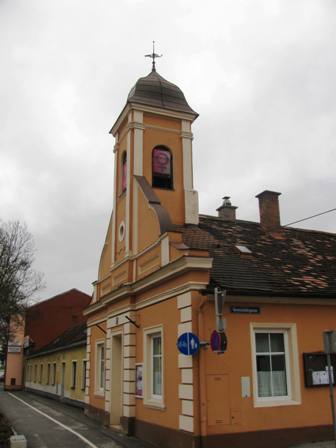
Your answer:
(125, 113), (132, 255)
(177, 292), (194, 432)
(181, 120), (199, 225)
(111, 133), (119, 265)
(122, 313), (136, 419)
(161, 235), (170, 267)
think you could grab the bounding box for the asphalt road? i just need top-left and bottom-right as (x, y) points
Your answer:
(0, 387), (150, 448)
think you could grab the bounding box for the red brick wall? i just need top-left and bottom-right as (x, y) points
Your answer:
(25, 289), (91, 351)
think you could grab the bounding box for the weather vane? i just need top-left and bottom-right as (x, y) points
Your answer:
(145, 41), (162, 72)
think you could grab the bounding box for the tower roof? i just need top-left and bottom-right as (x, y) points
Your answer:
(127, 70), (198, 116)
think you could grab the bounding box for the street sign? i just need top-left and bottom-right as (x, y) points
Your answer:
(7, 344), (21, 353)
(177, 332), (200, 356)
(210, 330), (227, 353)
(230, 306), (260, 314)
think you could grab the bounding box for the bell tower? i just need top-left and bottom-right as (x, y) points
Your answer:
(109, 57), (199, 267)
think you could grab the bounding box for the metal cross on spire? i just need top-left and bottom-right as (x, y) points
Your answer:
(145, 41), (162, 72)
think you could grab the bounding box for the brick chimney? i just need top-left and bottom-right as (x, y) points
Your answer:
(256, 190), (281, 230)
(217, 196), (237, 222)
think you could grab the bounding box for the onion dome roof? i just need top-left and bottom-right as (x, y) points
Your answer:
(127, 70), (197, 116)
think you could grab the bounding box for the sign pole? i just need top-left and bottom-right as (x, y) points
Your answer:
(324, 331), (336, 448)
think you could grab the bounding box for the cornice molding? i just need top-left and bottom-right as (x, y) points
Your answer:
(84, 255), (212, 316)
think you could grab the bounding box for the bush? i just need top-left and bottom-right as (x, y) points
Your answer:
(0, 413), (12, 448)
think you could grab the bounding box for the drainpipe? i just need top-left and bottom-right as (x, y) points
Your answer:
(196, 296), (209, 446)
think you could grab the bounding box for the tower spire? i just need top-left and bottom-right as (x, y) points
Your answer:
(145, 41), (162, 72)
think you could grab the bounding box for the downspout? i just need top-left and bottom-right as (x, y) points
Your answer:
(196, 295), (208, 446)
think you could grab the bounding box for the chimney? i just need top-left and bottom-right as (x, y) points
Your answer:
(217, 196), (237, 222)
(256, 190), (281, 230)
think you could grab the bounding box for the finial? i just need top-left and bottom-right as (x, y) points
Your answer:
(145, 41), (162, 72)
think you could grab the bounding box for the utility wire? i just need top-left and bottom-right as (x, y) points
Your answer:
(284, 207), (336, 227)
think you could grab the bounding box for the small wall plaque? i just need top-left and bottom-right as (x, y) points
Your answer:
(230, 306), (260, 314)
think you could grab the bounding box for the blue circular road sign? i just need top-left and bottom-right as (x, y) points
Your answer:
(177, 332), (200, 356)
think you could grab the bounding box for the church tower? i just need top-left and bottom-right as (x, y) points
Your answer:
(85, 54), (212, 441)
(94, 52), (200, 296)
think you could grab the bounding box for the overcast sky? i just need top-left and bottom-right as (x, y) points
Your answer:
(1, 0), (335, 301)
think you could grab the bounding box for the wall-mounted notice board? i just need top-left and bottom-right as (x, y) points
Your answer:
(303, 352), (336, 387)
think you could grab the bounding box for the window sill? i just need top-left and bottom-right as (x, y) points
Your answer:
(152, 186), (175, 192)
(254, 399), (301, 408)
(94, 392), (105, 399)
(144, 399), (165, 410)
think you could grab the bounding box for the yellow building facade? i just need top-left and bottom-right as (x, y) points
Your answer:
(25, 323), (87, 407)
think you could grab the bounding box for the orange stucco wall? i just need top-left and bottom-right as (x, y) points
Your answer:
(134, 297), (181, 429)
(196, 298), (336, 436)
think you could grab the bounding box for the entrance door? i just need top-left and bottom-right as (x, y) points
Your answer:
(110, 333), (122, 426)
(61, 362), (66, 398)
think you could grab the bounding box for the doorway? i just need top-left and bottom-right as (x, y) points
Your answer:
(110, 333), (122, 427)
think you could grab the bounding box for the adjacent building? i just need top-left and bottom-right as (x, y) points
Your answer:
(25, 323), (87, 407)
(4, 288), (91, 400)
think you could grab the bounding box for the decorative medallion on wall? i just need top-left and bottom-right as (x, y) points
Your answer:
(118, 221), (125, 242)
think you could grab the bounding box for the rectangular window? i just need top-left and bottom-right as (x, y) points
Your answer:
(52, 363), (56, 386)
(47, 364), (51, 385)
(34, 365), (37, 382)
(144, 326), (164, 408)
(255, 331), (289, 399)
(82, 360), (87, 390)
(96, 342), (105, 394)
(152, 334), (162, 397)
(40, 364), (43, 383)
(251, 324), (301, 407)
(71, 361), (77, 389)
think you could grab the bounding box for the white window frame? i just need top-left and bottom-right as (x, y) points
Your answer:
(143, 325), (164, 409)
(95, 340), (105, 395)
(250, 323), (301, 407)
(71, 360), (77, 389)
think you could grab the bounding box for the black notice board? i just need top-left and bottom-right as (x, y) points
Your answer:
(303, 352), (336, 387)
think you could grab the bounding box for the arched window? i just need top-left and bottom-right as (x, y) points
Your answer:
(121, 152), (127, 193)
(152, 146), (173, 189)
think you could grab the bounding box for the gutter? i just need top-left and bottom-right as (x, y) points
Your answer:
(25, 339), (86, 359)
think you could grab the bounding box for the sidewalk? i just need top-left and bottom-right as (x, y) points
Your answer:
(0, 386), (152, 448)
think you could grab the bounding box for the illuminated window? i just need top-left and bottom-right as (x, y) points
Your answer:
(152, 146), (173, 189)
(121, 152), (127, 193)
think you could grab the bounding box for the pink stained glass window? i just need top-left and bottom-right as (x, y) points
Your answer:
(153, 148), (171, 176)
(121, 153), (127, 193)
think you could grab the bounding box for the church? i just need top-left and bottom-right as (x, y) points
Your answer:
(84, 53), (336, 448)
